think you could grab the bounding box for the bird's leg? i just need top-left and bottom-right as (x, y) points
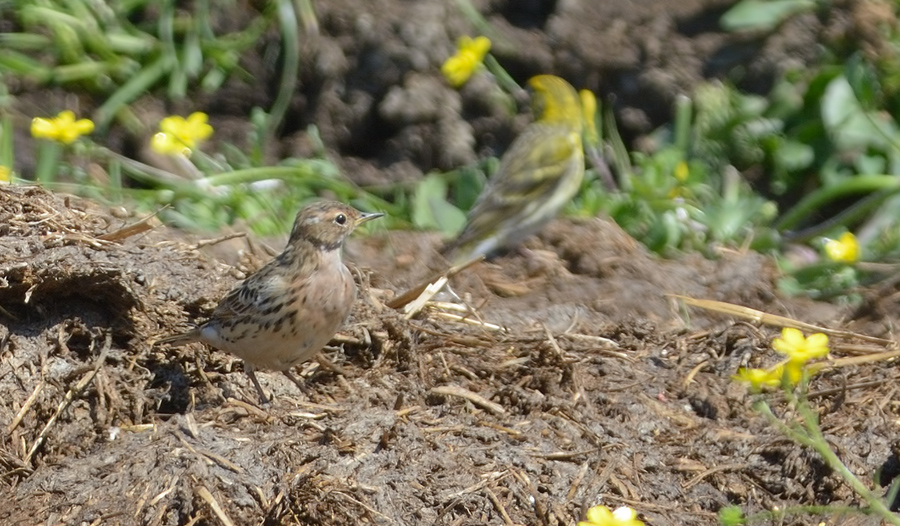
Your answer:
(245, 367), (270, 405)
(282, 370), (313, 397)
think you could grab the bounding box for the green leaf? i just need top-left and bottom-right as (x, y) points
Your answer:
(773, 139), (814, 172)
(821, 75), (898, 151)
(855, 153), (885, 175)
(717, 504), (745, 526)
(720, 0), (817, 32)
(412, 173), (466, 234)
(450, 167), (485, 211)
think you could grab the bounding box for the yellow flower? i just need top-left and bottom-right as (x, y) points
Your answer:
(31, 110), (94, 144)
(441, 36), (491, 88)
(0, 165), (10, 183)
(151, 112), (213, 156)
(734, 367), (781, 390)
(579, 505), (645, 526)
(824, 232), (859, 263)
(579, 89), (599, 146)
(674, 161), (689, 183)
(442, 75), (585, 265)
(772, 328), (829, 364)
(151, 132), (188, 156)
(734, 363), (803, 391)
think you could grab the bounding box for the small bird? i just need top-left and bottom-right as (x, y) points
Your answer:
(442, 75), (585, 266)
(158, 201), (383, 403)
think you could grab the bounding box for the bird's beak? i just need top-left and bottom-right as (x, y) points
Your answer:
(355, 211), (384, 226)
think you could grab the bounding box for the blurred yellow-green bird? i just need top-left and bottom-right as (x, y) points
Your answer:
(442, 75), (585, 266)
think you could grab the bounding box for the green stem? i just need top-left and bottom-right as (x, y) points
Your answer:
(0, 51), (53, 82)
(861, 99), (900, 157)
(673, 94), (692, 154)
(757, 399), (900, 526)
(191, 149), (229, 174)
(743, 504), (880, 523)
(0, 112), (14, 170)
(98, 149), (185, 185)
(106, 32), (155, 55)
(108, 157), (123, 202)
(35, 141), (63, 184)
(453, 0), (508, 46)
(797, 402), (900, 525)
(775, 175), (900, 232)
(605, 105), (632, 192)
(0, 33), (51, 50)
(295, 0), (319, 36)
(53, 60), (116, 84)
(483, 54), (521, 97)
(196, 164), (400, 213)
(782, 189), (895, 244)
(268, 0), (300, 136)
(94, 54), (173, 130)
(196, 164), (336, 187)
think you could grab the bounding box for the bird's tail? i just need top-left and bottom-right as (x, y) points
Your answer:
(154, 328), (202, 347)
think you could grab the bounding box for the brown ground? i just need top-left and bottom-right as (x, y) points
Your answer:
(1, 181), (899, 526)
(4, 0), (900, 525)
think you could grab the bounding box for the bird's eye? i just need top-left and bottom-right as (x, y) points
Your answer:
(334, 213), (347, 225)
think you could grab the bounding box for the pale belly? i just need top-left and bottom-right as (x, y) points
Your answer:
(200, 264), (357, 371)
(201, 319), (343, 371)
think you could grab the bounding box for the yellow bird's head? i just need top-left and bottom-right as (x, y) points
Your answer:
(527, 75), (582, 129)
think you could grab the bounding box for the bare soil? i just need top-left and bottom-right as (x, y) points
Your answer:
(4, 0), (900, 525)
(1, 181), (898, 526)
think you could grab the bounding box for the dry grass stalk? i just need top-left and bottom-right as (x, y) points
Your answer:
(98, 210), (162, 241)
(24, 332), (112, 464)
(196, 486), (236, 526)
(429, 385), (506, 415)
(672, 295), (894, 346)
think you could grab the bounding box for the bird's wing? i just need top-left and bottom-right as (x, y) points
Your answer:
(211, 267), (300, 323)
(462, 125), (582, 235)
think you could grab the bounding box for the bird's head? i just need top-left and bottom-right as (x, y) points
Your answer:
(289, 201), (383, 251)
(527, 75), (582, 129)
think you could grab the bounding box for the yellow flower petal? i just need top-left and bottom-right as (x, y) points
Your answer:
(59, 119), (94, 145)
(159, 115), (183, 135)
(824, 232), (859, 263)
(783, 361), (804, 385)
(57, 110), (76, 124)
(441, 35), (491, 87)
(612, 506), (640, 522)
(465, 36), (491, 55)
(0, 165), (10, 183)
(585, 506), (614, 524)
(579, 89), (599, 146)
(30, 111), (94, 144)
(31, 117), (56, 140)
(579, 505), (644, 526)
(153, 112), (213, 156)
(151, 132), (190, 156)
(185, 112), (213, 141)
(773, 328), (829, 364)
(771, 327), (802, 354)
(806, 333), (829, 349)
(674, 161), (689, 182)
(734, 367), (781, 391)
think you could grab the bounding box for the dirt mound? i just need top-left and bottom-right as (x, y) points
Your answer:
(2, 186), (896, 525)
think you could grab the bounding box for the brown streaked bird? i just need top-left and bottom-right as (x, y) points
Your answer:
(157, 200), (383, 403)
